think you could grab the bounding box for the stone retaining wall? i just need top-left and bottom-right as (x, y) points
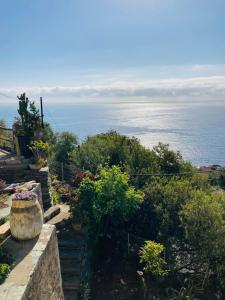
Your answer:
(0, 224), (64, 300)
(0, 166), (52, 210)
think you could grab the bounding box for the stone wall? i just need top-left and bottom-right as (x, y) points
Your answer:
(0, 224), (64, 300)
(0, 165), (52, 210)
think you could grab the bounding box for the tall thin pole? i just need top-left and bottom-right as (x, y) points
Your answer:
(40, 97), (44, 128)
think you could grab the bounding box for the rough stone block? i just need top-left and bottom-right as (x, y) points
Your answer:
(0, 224), (64, 300)
(0, 221), (10, 240)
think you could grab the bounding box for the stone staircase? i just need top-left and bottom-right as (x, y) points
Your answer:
(57, 226), (86, 300)
(47, 205), (86, 300)
(0, 201), (87, 299)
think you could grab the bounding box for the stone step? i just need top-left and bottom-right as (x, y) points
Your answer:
(64, 290), (78, 300)
(44, 205), (60, 223)
(60, 258), (81, 270)
(61, 263), (81, 275)
(0, 164), (28, 170)
(60, 249), (82, 261)
(63, 276), (80, 291)
(62, 267), (80, 276)
(47, 204), (70, 227)
(57, 228), (86, 240)
(58, 239), (84, 250)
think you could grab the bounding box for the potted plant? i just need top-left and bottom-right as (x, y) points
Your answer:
(10, 191), (43, 240)
(29, 140), (49, 170)
(15, 93), (41, 158)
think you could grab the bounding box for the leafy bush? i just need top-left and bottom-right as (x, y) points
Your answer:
(78, 283), (91, 300)
(29, 140), (49, 165)
(209, 167), (225, 188)
(73, 131), (159, 178)
(77, 166), (144, 237)
(29, 140), (49, 155)
(50, 186), (60, 205)
(153, 142), (193, 174)
(166, 279), (198, 300)
(0, 246), (13, 284)
(139, 174), (210, 242)
(180, 191), (225, 291)
(52, 131), (79, 164)
(139, 241), (167, 277)
(72, 132), (193, 189)
(73, 170), (95, 187)
(0, 263), (10, 284)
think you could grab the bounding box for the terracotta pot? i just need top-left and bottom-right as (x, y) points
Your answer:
(10, 192), (43, 240)
(29, 164), (42, 170)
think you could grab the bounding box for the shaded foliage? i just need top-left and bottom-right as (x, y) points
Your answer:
(76, 166), (143, 240)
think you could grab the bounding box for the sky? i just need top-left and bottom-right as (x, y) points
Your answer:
(0, 0), (225, 101)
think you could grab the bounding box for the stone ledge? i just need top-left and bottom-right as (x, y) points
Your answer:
(0, 221), (10, 241)
(0, 224), (64, 300)
(44, 205), (61, 223)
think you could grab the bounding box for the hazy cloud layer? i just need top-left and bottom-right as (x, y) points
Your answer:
(0, 76), (225, 102)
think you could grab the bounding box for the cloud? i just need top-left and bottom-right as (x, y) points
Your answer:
(0, 76), (225, 102)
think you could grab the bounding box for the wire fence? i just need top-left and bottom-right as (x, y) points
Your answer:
(49, 162), (221, 185)
(50, 162), (76, 182)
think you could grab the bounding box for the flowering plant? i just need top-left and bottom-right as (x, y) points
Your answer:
(13, 191), (37, 201)
(29, 140), (49, 158)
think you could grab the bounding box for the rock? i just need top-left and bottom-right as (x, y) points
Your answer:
(0, 221), (10, 240)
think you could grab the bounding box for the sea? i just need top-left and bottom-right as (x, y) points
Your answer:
(1, 97), (225, 166)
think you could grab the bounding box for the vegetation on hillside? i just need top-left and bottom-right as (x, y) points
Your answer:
(41, 127), (225, 299)
(1, 99), (225, 298)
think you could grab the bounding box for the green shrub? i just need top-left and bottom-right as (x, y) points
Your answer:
(77, 166), (144, 237)
(139, 241), (167, 278)
(0, 263), (10, 284)
(73, 131), (159, 181)
(141, 174), (210, 242)
(0, 246), (12, 285)
(50, 186), (60, 205)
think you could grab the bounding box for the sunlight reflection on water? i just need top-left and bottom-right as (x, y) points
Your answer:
(1, 98), (225, 166)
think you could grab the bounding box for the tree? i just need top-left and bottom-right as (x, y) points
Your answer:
(17, 93), (41, 138)
(209, 167), (225, 188)
(52, 131), (79, 164)
(140, 175), (209, 242)
(50, 131), (79, 181)
(178, 190), (225, 297)
(153, 142), (192, 174)
(74, 131), (159, 186)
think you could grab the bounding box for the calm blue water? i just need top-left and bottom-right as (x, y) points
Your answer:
(1, 98), (225, 166)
